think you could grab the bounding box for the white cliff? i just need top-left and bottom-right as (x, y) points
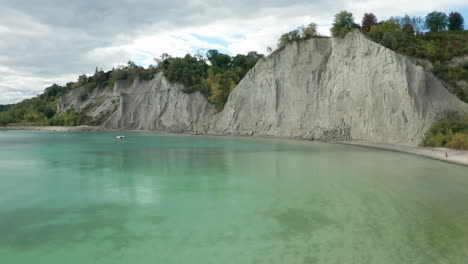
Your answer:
(210, 32), (468, 145)
(104, 74), (216, 133)
(58, 31), (468, 146)
(58, 73), (216, 133)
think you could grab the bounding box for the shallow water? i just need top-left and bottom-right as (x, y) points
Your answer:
(0, 131), (467, 264)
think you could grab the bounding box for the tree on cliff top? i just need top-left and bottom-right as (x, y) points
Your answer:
(448, 12), (464, 31)
(278, 29), (301, 48)
(331, 11), (358, 37)
(277, 23), (321, 49)
(361, 13), (377, 32)
(425, 11), (448, 32)
(301, 23), (319, 38)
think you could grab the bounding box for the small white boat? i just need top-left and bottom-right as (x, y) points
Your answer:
(115, 135), (126, 139)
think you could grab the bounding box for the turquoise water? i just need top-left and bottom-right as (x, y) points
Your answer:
(0, 131), (467, 264)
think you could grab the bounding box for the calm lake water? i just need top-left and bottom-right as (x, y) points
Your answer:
(0, 131), (467, 264)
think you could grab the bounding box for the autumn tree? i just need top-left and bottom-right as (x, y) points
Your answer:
(425, 11), (448, 32)
(207, 68), (236, 109)
(448, 12), (464, 31)
(361, 13), (377, 32)
(368, 20), (402, 47)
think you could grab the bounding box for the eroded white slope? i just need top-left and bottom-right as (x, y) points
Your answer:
(58, 31), (468, 146)
(210, 32), (468, 145)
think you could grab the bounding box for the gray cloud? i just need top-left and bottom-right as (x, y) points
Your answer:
(1, 0), (344, 104)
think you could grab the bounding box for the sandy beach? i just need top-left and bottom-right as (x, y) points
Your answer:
(339, 140), (468, 166)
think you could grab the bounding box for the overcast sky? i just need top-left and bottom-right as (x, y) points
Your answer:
(0, 0), (467, 104)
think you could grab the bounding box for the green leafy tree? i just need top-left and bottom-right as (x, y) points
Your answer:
(77, 74), (87, 84)
(302, 23), (319, 38)
(276, 23), (322, 49)
(163, 54), (209, 94)
(278, 33), (291, 48)
(48, 109), (89, 126)
(448, 12), (464, 31)
(207, 49), (231, 70)
(402, 24), (415, 34)
(43, 107), (55, 119)
(288, 29), (301, 40)
(0, 112), (13, 126)
(425, 11), (448, 32)
(331, 11), (358, 37)
(368, 20), (401, 40)
(161, 49), (262, 108)
(277, 29), (302, 48)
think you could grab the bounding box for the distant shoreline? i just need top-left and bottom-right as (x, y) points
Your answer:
(2, 126), (467, 166)
(0, 125), (103, 132)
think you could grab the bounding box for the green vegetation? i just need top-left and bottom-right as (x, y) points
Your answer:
(161, 54), (210, 95)
(425, 11), (448, 32)
(328, 9), (466, 62)
(47, 109), (90, 126)
(108, 61), (158, 90)
(79, 62), (158, 95)
(353, 10), (468, 103)
(277, 23), (323, 49)
(0, 61), (158, 126)
(160, 50), (263, 109)
(422, 113), (468, 150)
(0, 84), (91, 127)
(0, 84), (69, 126)
(0, 50), (262, 126)
(331, 11), (359, 37)
(367, 22), (467, 62)
(448, 12), (464, 31)
(275, 10), (466, 106)
(432, 61), (468, 102)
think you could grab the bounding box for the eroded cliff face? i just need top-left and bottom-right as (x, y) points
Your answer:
(210, 32), (468, 145)
(104, 74), (216, 133)
(58, 31), (468, 146)
(58, 73), (216, 133)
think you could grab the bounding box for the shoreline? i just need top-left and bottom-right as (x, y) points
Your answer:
(0, 125), (104, 132)
(2, 126), (467, 166)
(337, 140), (468, 167)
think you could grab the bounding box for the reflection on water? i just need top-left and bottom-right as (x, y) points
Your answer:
(0, 131), (467, 264)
